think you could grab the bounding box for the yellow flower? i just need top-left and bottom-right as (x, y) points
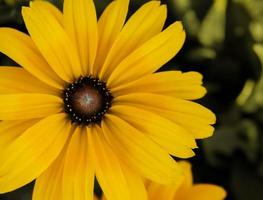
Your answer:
(0, 0), (215, 200)
(146, 161), (227, 200)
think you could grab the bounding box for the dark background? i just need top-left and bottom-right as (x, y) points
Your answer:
(0, 0), (263, 199)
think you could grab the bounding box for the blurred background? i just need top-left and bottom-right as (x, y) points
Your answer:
(0, 0), (263, 199)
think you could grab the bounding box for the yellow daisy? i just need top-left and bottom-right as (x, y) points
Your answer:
(0, 0), (215, 199)
(146, 161), (227, 200)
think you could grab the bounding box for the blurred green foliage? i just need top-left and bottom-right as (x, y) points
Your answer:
(169, 0), (263, 200)
(0, 0), (263, 200)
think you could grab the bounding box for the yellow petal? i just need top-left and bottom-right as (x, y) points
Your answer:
(0, 120), (39, 152)
(62, 127), (94, 200)
(119, 163), (147, 200)
(107, 21), (186, 88)
(0, 28), (64, 89)
(146, 162), (193, 200)
(31, 0), (63, 25)
(175, 184), (227, 200)
(158, 110), (215, 139)
(110, 105), (196, 158)
(114, 93), (216, 139)
(22, 4), (82, 82)
(33, 147), (67, 200)
(112, 71), (206, 100)
(99, 1), (167, 79)
(178, 161), (193, 188)
(0, 93), (62, 120)
(114, 93), (214, 121)
(147, 181), (181, 200)
(88, 125), (130, 200)
(93, 0), (129, 75)
(0, 113), (72, 193)
(102, 115), (183, 184)
(0, 67), (59, 95)
(63, 0), (97, 74)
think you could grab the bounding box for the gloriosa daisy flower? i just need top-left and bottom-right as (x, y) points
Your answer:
(146, 161), (226, 200)
(0, 0), (215, 199)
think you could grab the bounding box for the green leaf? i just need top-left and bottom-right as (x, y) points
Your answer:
(198, 0), (227, 48)
(171, 0), (201, 37)
(188, 47), (217, 61)
(4, 0), (16, 6)
(241, 45), (263, 112)
(203, 118), (259, 166)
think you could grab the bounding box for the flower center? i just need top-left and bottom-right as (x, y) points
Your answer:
(63, 76), (113, 125)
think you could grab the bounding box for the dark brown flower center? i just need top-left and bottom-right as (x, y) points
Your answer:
(63, 76), (113, 125)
